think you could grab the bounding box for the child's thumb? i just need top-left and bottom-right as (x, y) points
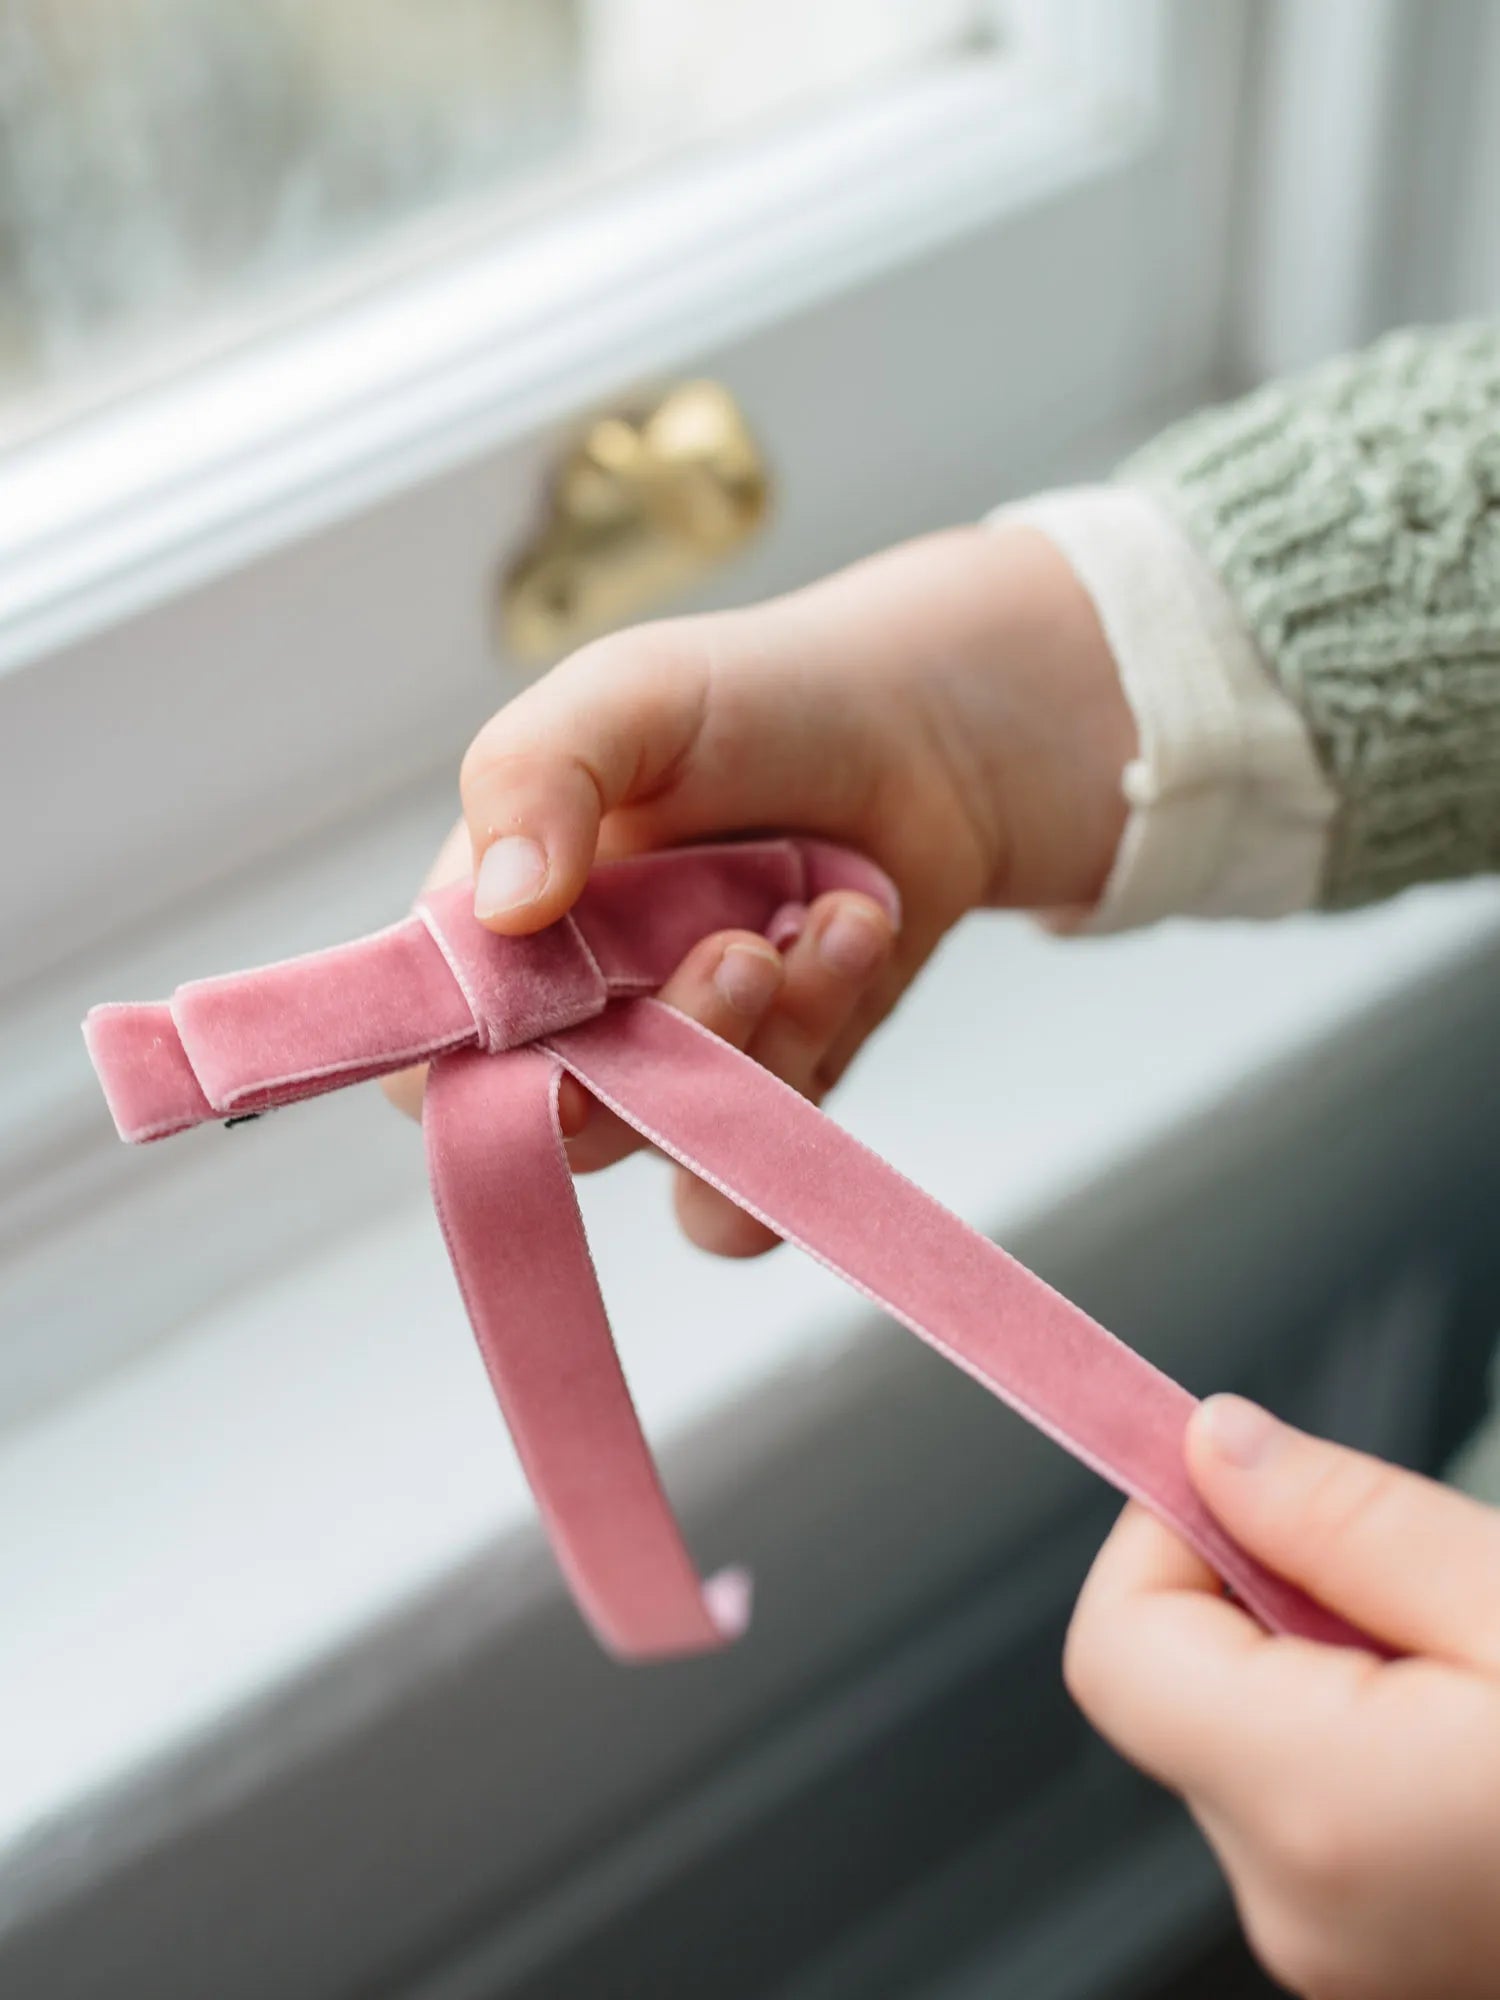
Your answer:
(1186, 1395), (1500, 1669)
(459, 632), (716, 934)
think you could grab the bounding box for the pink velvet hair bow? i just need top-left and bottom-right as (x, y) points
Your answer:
(84, 837), (1371, 1661)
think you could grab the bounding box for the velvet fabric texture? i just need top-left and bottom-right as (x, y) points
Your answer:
(84, 838), (1374, 1661)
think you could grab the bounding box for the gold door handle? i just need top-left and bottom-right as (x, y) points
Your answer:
(500, 380), (771, 662)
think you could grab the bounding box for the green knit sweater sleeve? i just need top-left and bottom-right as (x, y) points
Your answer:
(1120, 322), (1500, 908)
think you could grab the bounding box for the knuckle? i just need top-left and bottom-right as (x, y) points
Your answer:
(458, 734), (505, 805)
(459, 737), (538, 801)
(570, 623), (669, 673)
(1261, 1788), (1368, 1905)
(569, 619), (706, 711)
(1297, 1452), (1399, 1555)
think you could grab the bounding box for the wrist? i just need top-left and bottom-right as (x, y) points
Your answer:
(936, 522), (1135, 911)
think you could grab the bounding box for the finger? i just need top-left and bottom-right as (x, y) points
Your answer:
(382, 1062), (426, 1122)
(749, 892), (895, 1094)
(565, 930), (783, 1173)
(1064, 1502), (1354, 1810)
(461, 631), (708, 933)
(672, 892), (895, 1257)
(461, 609), (880, 936)
(816, 976), (902, 1094)
(814, 875), (958, 1094)
(1187, 1396), (1500, 1672)
(672, 1164), (783, 1259)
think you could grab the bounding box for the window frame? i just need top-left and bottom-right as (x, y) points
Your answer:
(0, 0), (1249, 1420)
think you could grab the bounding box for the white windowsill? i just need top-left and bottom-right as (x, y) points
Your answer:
(6, 878), (1500, 1927)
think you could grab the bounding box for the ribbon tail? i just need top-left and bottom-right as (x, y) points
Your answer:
(546, 1000), (1383, 1657)
(423, 1046), (748, 1660)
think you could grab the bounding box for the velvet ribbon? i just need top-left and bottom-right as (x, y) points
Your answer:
(84, 838), (1374, 1661)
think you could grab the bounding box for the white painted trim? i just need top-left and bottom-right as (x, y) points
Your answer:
(1232, 0), (1405, 377)
(1003, 0), (1169, 107)
(0, 54), (1123, 681)
(1231, 0), (1500, 380)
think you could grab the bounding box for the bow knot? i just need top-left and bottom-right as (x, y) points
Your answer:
(417, 889), (608, 1054)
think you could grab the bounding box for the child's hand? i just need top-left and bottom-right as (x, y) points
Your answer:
(1065, 1397), (1500, 2000)
(390, 524), (1133, 1253)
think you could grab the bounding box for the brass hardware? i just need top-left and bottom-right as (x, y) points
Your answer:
(500, 380), (770, 661)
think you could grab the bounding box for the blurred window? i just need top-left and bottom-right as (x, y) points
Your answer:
(0, 0), (999, 434)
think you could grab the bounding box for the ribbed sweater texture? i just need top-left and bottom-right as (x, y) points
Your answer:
(1122, 322), (1500, 907)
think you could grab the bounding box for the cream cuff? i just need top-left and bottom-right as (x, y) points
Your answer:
(990, 486), (1337, 932)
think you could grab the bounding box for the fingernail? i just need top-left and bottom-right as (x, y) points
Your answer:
(1197, 1394), (1280, 1470)
(819, 905), (889, 981)
(474, 835), (547, 919)
(715, 943), (782, 1016)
